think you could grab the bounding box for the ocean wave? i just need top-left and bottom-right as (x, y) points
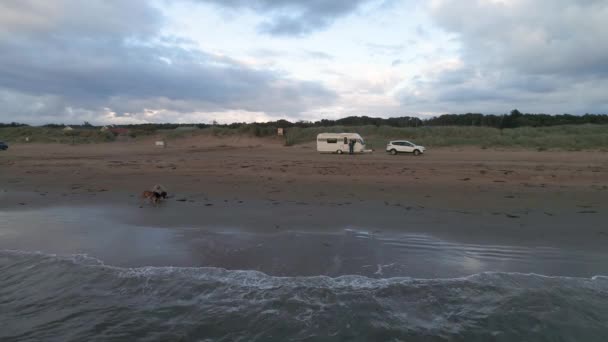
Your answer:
(1, 248), (607, 287)
(2, 249), (608, 341)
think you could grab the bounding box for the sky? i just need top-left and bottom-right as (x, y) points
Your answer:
(0, 0), (607, 125)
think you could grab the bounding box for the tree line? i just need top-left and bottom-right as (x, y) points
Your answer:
(3, 110), (608, 130)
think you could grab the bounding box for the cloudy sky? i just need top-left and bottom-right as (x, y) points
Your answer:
(1, 0), (607, 124)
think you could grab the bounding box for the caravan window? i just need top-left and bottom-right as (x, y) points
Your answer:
(343, 137), (348, 144)
(327, 138), (338, 144)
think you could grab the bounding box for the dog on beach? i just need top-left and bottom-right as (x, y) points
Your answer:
(141, 184), (168, 205)
(141, 190), (162, 205)
(152, 184), (168, 199)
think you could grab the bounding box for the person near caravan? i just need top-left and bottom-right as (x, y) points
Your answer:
(349, 139), (355, 154)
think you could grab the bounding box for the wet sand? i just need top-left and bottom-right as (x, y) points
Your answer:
(2, 204), (608, 278)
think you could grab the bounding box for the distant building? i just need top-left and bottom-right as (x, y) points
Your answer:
(277, 128), (284, 136)
(62, 126), (74, 131)
(100, 126), (109, 132)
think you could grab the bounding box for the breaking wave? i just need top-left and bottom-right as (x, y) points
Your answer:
(2, 249), (607, 341)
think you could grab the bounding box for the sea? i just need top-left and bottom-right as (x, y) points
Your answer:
(1, 206), (608, 341)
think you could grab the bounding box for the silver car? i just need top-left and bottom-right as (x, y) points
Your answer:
(386, 140), (425, 156)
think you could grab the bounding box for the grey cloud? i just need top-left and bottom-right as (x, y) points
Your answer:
(415, 25), (428, 38)
(0, 0), (161, 39)
(304, 50), (334, 60)
(397, 0), (608, 114)
(436, 68), (476, 85)
(194, 0), (375, 36)
(431, 0), (608, 77)
(0, 1), (336, 124)
(257, 15), (316, 36)
(437, 86), (515, 103)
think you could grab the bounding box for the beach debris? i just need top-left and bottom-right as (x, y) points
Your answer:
(460, 178), (471, 181)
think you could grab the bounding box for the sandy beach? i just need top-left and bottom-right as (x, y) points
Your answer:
(1, 136), (607, 251)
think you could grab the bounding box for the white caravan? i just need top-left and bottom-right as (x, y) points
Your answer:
(316, 133), (367, 154)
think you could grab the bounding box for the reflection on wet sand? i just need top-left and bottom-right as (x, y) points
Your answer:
(2, 205), (608, 278)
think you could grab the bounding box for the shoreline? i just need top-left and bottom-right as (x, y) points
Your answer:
(2, 189), (607, 253)
(2, 197), (608, 278)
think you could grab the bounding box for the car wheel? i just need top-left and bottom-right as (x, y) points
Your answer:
(390, 149), (397, 155)
(413, 149), (421, 156)
(337, 150), (343, 154)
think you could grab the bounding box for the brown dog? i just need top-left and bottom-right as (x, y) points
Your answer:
(141, 190), (161, 205)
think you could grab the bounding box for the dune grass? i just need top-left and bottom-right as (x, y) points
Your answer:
(284, 124), (608, 151)
(2, 124), (607, 151)
(0, 126), (116, 144)
(160, 125), (278, 140)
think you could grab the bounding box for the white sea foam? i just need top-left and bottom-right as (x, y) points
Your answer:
(2, 249), (608, 291)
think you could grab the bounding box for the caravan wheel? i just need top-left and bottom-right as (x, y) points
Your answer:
(337, 150), (343, 154)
